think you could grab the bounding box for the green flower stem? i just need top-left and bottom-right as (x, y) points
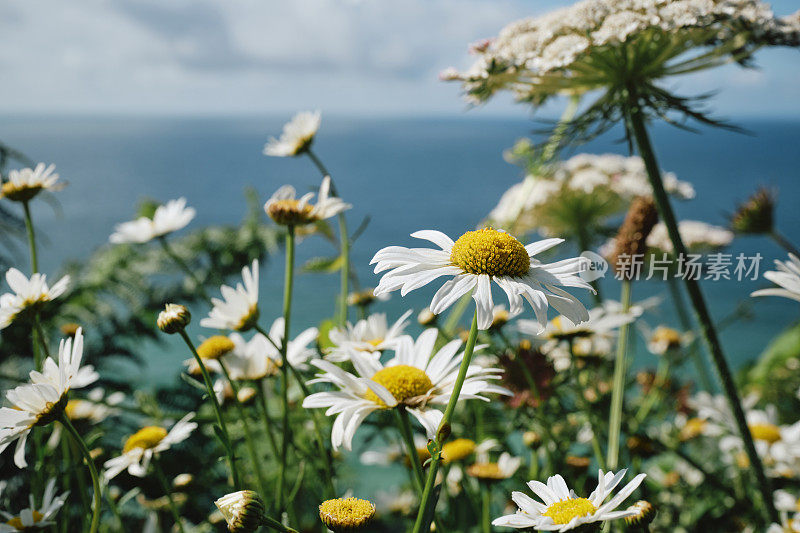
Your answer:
(59, 414), (101, 533)
(33, 317), (51, 361)
(306, 149), (350, 327)
(22, 200), (38, 273)
(567, 339), (606, 471)
(769, 230), (800, 258)
(256, 324), (336, 499)
(633, 356), (670, 427)
(152, 457), (186, 533)
(261, 515), (299, 533)
(396, 408), (425, 492)
(219, 360), (270, 498)
(666, 276), (715, 392)
(177, 329), (241, 488)
(255, 381), (280, 459)
(275, 224), (295, 515)
(626, 97), (777, 523)
(607, 280), (632, 470)
(412, 310), (480, 533)
(480, 483), (492, 533)
(158, 236), (211, 301)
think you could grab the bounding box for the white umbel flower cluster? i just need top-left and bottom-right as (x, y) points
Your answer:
(449, 0), (800, 103)
(488, 153), (693, 237)
(645, 220), (734, 253)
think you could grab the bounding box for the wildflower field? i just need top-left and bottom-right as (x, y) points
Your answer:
(1, 1), (800, 532)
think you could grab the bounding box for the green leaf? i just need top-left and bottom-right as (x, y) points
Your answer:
(301, 255), (344, 273)
(749, 322), (800, 384)
(317, 319), (337, 353)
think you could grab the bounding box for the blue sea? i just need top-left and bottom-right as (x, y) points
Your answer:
(2, 115), (799, 384)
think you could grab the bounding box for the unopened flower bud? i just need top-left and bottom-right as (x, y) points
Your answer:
(730, 187), (774, 234)
(418, 308), (436, 326)
(158, 304), (191, 334)
(609, 196), (658, 281)
(215, 490), (266, 533)
(624, 500), (656, 529)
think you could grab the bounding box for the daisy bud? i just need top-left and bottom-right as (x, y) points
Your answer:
(215, 490), (267, 533)
(318, 497), (376, 532)
(173, 473), (193, 488)
(158, 304), (191, 334)
(417, 308), (437, 326)
(608, 196), (658, 281)
(730, 187), (774, 234)
(624, 500), (656, 530)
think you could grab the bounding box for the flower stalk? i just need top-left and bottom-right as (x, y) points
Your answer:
(625, 92), (777, 523)
(219, 359), (270, 498)
(275, 223), (296, 515)
(152, 457), (186, 533)
(177, 329), (241, 488)
(607, 279), (632, 470)
(60, 414), (102, 533)
(396, 407), (425, 492)
(306, 149), (350, 327)
(412, 310), (480, 533)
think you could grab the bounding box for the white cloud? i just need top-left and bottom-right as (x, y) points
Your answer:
(0, 0), (796, 116)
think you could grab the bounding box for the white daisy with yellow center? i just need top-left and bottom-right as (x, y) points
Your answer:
(224, 317), (319, 379)
(493, 469), (646, 531)
(103, 413), (197, 479)
(0, 328), (97, 468)
(0, 478), (68, 532)
(327, 310), (412, 363)
(371, 228), (593, 331)
(303, 328), (510, 450)
(0, 163), (62, 203)
(0, 268), (70, 330)
(752, 253), (800, 303)
(109, 197), (196, 244)
(201, 259), (260, 331)
(263, 110), (321, 157)
(264, 176), (351, 226)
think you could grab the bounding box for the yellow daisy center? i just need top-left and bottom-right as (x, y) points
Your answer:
(266, 199), (315, 226)
(680, 417), (707, 440)
(364, 365), (433, 408)
(365, 338), (384, 349)
(467, 462), (505, 481)
(234, 305), (260, 332)
(6, 511), (45, 529)
(123, 426), (168, 453)
(652, 326), (682, 349)
(450, 228), (530, 277)
(33, 394), (68, 427)
(319, 497), (376, 531)
(749, 423), (782, 444)
(1, 182), (43, 203)
(542, 498), (597, 525)
(196, 335), (236, 360)
(441, 438), (476, 464)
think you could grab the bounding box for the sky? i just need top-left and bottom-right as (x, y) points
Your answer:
(0, 0), (798, 117)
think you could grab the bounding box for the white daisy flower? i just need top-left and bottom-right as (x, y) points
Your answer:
(492, 469), (647, 531)
(467, 452), (523, 482)
(0, 478), (68, 532)
(109, 197), (196, 244)
(0, 268), (70, 330)
(263, 110), (321, 157)
(1, 163), (62, 203)
(371, 228), (593, 331)
(0, 328), (96, 467)
(200, 259), (260, 331)
(264, 176), (351, 226)
(752, 253), (800, 303)
(303, 328), (510, 450)
(103, 413), (197, 480)
(225, 317), (319, 377)
(327, 310), (412, 363)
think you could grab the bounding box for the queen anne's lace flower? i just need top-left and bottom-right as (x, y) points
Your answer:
(448, 0), (800, 105)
